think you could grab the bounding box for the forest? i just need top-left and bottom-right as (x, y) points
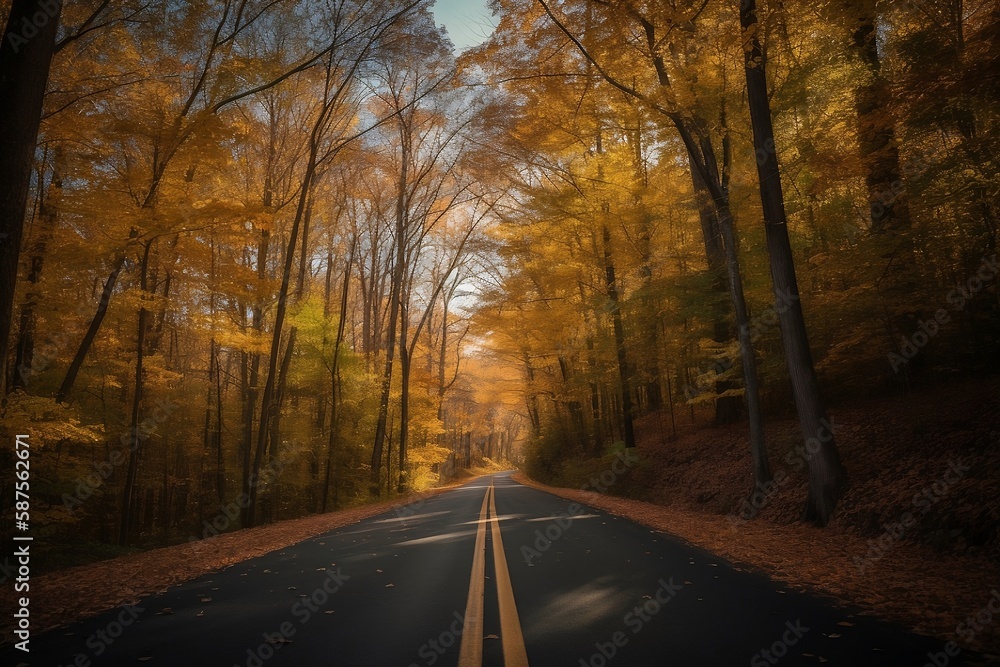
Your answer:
(0, 0), (997, 570)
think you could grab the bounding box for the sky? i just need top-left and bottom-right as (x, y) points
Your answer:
(430, 0), (497, 51)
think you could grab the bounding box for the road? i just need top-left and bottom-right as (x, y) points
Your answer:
(3, 472), (974, 666)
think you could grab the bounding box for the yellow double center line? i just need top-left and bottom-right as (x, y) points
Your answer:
(458, 478), (530, 667)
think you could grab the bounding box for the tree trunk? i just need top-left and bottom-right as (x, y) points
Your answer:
(717, 200), (771, 488)
(602, 224), (636, 448)
(55, 250), (128, 403)
(248, 156), (314, 524)
(850, 2), (910, 235)
(239, 227), (268, 526)
(12, 160), (60, 391)
(239, 349), (259, 527)
(267, 327), (297, 464)
(741, 0), (846, 524)
(260, 325), (296, 523)
(690, 157), (741, 424)
(398, 334), (410, 492)
(119, 239), (154, 546)
(322, 237), (354, 511)
(437, 293), (449, 421)
(371, 135), (408, 496)
(296, 198), (314, 299)
(524, 352), (541, 437)
(0, 0), (62, 386)
(202, 340), (217, 503)
(214, 346), (225, 506)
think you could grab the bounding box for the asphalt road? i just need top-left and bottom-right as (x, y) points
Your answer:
(3, 472), (976, 666)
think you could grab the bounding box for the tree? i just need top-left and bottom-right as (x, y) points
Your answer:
(0, 0), (63, 391)
(527, 0), (772, 484)
(740, 0), (846, 524)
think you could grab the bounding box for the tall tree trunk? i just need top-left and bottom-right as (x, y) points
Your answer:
(602, 224), (636, 448)
(248, 155), (316, 524)
(716, 94), (771, 488)
(119, 239), (154, 546)
(436, 293), (449, 421)
(240, 228), (268, 526)
(690, 157), (741, 424)
(741, 0), (846, 524)
(295, 198), (314, 299)
(267, 327), (297, 465)
(0, 0), (62, 386)
(214, 346), (225, 506)
(850, 1), (910, 235)
(717, 200), (771, 488)
(371, 135), (408, 496)
(261, 325), (296, 523)
(13, 161), (59, 390)
(322, 236), (355, 511)
(524, 352), (541, 438)
(239, 349), (258, 527)
(203, 340), (217, 504)
(398, 329), (411, 492)
(203, 239), (225, 506)
(56, 228), (137, 403)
